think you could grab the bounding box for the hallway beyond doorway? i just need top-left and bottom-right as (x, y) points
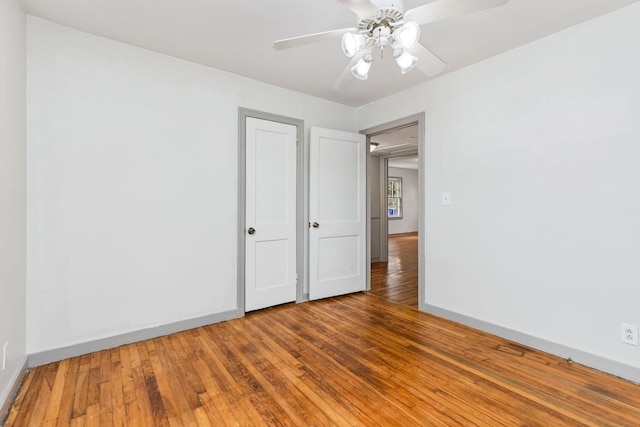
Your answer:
(370, 232), (418, 307)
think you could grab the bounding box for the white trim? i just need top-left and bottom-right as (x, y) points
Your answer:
(425, 304), (640, 384)
(360, 113), (426, 310)
(28, 309), (239, 367)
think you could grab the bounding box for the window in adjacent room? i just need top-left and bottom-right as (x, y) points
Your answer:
(388, 177), (402, 219)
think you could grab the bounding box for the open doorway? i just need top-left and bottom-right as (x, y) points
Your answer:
(375, 154), (419, 306)
(363, 113), (425, 309)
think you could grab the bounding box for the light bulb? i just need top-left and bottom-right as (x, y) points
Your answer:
(341, 33), (366, 58)
(351, 54), (373, 80)
(394, 21), (420, 48)
(394, 49), (417, 74)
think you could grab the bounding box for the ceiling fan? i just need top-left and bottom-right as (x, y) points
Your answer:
(273, 0), (509, 88)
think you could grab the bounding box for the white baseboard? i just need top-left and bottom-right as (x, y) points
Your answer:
(28, 309), (239, 367)
(424, 304), (640, 384)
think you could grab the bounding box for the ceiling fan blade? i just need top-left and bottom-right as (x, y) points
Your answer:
(273, 27), (356, 50)
(407, 43), (446, 77)
(404, 0), (508, 26)
(333, 54), (363, 90)
(337, 0), (379, 17)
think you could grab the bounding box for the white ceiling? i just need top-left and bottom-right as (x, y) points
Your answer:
(24, 0), (639, 107)
(388, 155), (419, 170)
(371, 124), (419, 169)
(371, 124), (418, 155)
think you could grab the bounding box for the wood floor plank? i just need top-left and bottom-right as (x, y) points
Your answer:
(84, 403), (99, 427)
(3, 375), (25, 426)
(85, 354), (101, 412)
(108, 348), (126, 427)
(195, 330), (265, 426)
(313, 304), (517, 425)
(70, 354), (91, 421)
(161, 334), (206, 412)
(52, 357), (80, 427)
(239, 320), (356, 426)
(98, 379), (114, 427)
(23, 366), (54, 426)
(6, 234), (640, 426)
(249, 313), (380, 425)
(224, 319), (342, 426)
(270, 310), (422, 425)
(69, 414), (85, 427)
(126, 342), (155, 427)
(191, 377), (227, 425)
(4, 367), (41, 427)
(152, 337), (195, 427)
(137, 341), (170, 427)
(331, 294), (593, 425)
(191, 405), (213, 427)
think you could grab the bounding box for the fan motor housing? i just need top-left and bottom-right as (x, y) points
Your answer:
(357, 1), (405, 32)
(370, 0), (405, 11)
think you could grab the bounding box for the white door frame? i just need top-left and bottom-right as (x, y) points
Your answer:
(361, 112), (426, 311)
(237, 108), (304, 316)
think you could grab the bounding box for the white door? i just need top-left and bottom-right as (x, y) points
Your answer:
(245, 117), (297, 311)
(309, 127), (367, 300)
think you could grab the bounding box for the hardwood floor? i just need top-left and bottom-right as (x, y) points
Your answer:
(6, 233), (640, 426)
(370, 232), (418, 307)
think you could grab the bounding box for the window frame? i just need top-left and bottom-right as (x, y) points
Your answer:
(387, 176), (403, 219)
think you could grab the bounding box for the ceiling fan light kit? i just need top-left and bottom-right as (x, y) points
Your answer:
(340, 13), (420, 80)
(273, 0), (509, 86)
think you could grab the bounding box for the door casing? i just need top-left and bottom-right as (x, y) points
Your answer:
(361, 112), (426, 311)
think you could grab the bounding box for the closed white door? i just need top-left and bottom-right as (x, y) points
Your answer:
(245, 117), (297, 311)
(309, 127), (367, 300)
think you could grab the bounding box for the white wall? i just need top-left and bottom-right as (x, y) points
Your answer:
(358, 3), (640, 378)
(388, 166), (418, 235)
(26, 17), (357, 355)
(0, 0), (27, 410)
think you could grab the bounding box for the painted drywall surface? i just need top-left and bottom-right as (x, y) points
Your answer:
(388, 167), (419, 235)
(26, 17), (356, 354)
(358, 3), (640, 370)
(0, 0), (27, 409)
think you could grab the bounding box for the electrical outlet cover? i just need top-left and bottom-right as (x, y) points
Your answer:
(621, 323), (639, 346)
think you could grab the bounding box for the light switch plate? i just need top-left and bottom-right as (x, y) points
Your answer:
(441, 191), (452, 206)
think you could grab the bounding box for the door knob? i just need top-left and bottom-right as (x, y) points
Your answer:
(312, 222), (320, 228)
(247, 227), (256, 235)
